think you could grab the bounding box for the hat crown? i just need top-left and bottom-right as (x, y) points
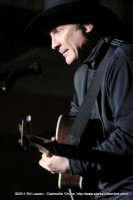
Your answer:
(25, 0), (122, 38)
(45, 0), (100, 12)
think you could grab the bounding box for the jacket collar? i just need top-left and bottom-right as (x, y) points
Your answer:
(83, 37), (111, 69)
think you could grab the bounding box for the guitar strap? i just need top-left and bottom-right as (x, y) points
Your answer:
(66, 39), (123, 146)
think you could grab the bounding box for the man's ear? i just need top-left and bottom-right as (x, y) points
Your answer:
(84, 24), (94, 33)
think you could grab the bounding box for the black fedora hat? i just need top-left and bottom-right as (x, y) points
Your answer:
(25, 0), (103, 31)
(25, 0), (122, 38)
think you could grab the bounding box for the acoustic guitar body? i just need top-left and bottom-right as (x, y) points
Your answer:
(55, 115), (83, 189)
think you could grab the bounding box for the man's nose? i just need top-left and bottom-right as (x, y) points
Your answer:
(51, 37), (60, 50)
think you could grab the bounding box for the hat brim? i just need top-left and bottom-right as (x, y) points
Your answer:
(25, 3), (95, 31)
(25, 3), (122, 37)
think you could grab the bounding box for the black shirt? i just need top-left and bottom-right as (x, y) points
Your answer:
(68, 37), (133, 197)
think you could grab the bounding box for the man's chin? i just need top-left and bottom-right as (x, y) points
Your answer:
(66, 57), (81, 66)
(65, 59), (73, 65)
(65, 57), (76, 65)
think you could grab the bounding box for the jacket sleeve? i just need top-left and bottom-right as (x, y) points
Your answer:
(95, 45), (133, 155)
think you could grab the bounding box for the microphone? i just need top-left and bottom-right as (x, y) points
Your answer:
(0, 62), (42, 92)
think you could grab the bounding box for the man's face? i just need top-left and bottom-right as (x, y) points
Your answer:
(49, 24), (88, 65)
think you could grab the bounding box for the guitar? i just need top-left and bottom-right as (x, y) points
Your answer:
(19, 115), (83, 190)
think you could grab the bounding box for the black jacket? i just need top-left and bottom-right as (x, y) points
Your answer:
(68, 37), (133, 198)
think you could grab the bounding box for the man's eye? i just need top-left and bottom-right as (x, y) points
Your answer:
(55, 27), (63, 33)
(56, 29), (61, 33)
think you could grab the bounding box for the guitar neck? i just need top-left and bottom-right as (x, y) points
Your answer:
(24, 134), (90, 160)
(19, 115), (96, 161)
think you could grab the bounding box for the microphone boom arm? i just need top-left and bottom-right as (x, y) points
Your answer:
(0, 63), (42, 93)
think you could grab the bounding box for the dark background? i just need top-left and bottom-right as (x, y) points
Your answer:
(0, 0), (133, 199)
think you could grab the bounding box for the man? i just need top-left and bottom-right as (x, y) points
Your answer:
(25, 0), (133, 199)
